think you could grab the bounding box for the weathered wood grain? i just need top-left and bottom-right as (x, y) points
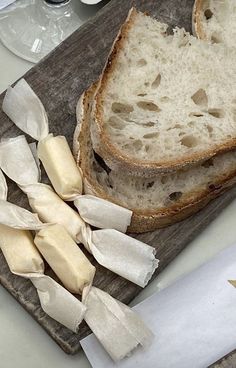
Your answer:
(0, 0), (236, 366)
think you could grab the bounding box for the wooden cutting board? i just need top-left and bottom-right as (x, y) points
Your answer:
(0, 0), (236, 366)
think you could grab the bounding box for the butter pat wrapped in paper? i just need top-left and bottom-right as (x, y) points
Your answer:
(34, 224), (96, 294)
(2, 78), (83, 200)
(0, 225), (44, 274)
(21, 183), (85, 241)
(0, 225), (85, 331)
(38, 134), (83, 200)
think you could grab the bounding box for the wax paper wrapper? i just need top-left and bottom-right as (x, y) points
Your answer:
(0, 174), (85, 332)
(81, 226), (158, 287)
(2, 78), (48, 140)
(0, 134), (158, 287)
(2, 78), (83, 200)
(0, 167), (46, 230)
(74, 195), (132, 233)
(0, 135), (40, 185)
(82, 286), (154, 361)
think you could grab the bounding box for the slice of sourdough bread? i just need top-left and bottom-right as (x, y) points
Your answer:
(193, 0), (236, 46)
(92, 7), (236, 177)
(73, 84), (236, 233)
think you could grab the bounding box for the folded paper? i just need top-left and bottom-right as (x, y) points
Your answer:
(34, 224), (96, 294)
(29, 142), (41, 180)
(0, 135), (40, 185)
(0, 199), (46, 230)
(2, 78), (48, 141)
(0, 224), (85, 332)
(0, 169), (7, 200)
(74, 195), (132, 233)
(26, 273), (86, 332)
(82, 286), (154, 361)
(81, 226), (158, 287)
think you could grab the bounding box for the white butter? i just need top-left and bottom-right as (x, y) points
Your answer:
(0, 224), (86, 332)
(38, 135), (83, 200)
(0, 225), (44, 274)
(34, 224), (96, 294)
(21, 183), (85, 241)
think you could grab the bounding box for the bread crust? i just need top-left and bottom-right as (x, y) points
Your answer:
(74, 85), (236, 234)
(92, 7), (236, 176)
(192, 0), (207, 40)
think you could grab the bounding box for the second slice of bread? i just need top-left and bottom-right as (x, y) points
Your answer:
(74, 84), (236, 233)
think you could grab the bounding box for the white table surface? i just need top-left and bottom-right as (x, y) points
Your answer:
(1, 1), (236, 367)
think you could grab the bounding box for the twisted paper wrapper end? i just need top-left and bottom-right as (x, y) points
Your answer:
(82, 286), (154, 361)
(2, 79), (49, 141)
(19, 272), (86, 332)
(80, 225), (159, 288)
(74, 195), (132, 233)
